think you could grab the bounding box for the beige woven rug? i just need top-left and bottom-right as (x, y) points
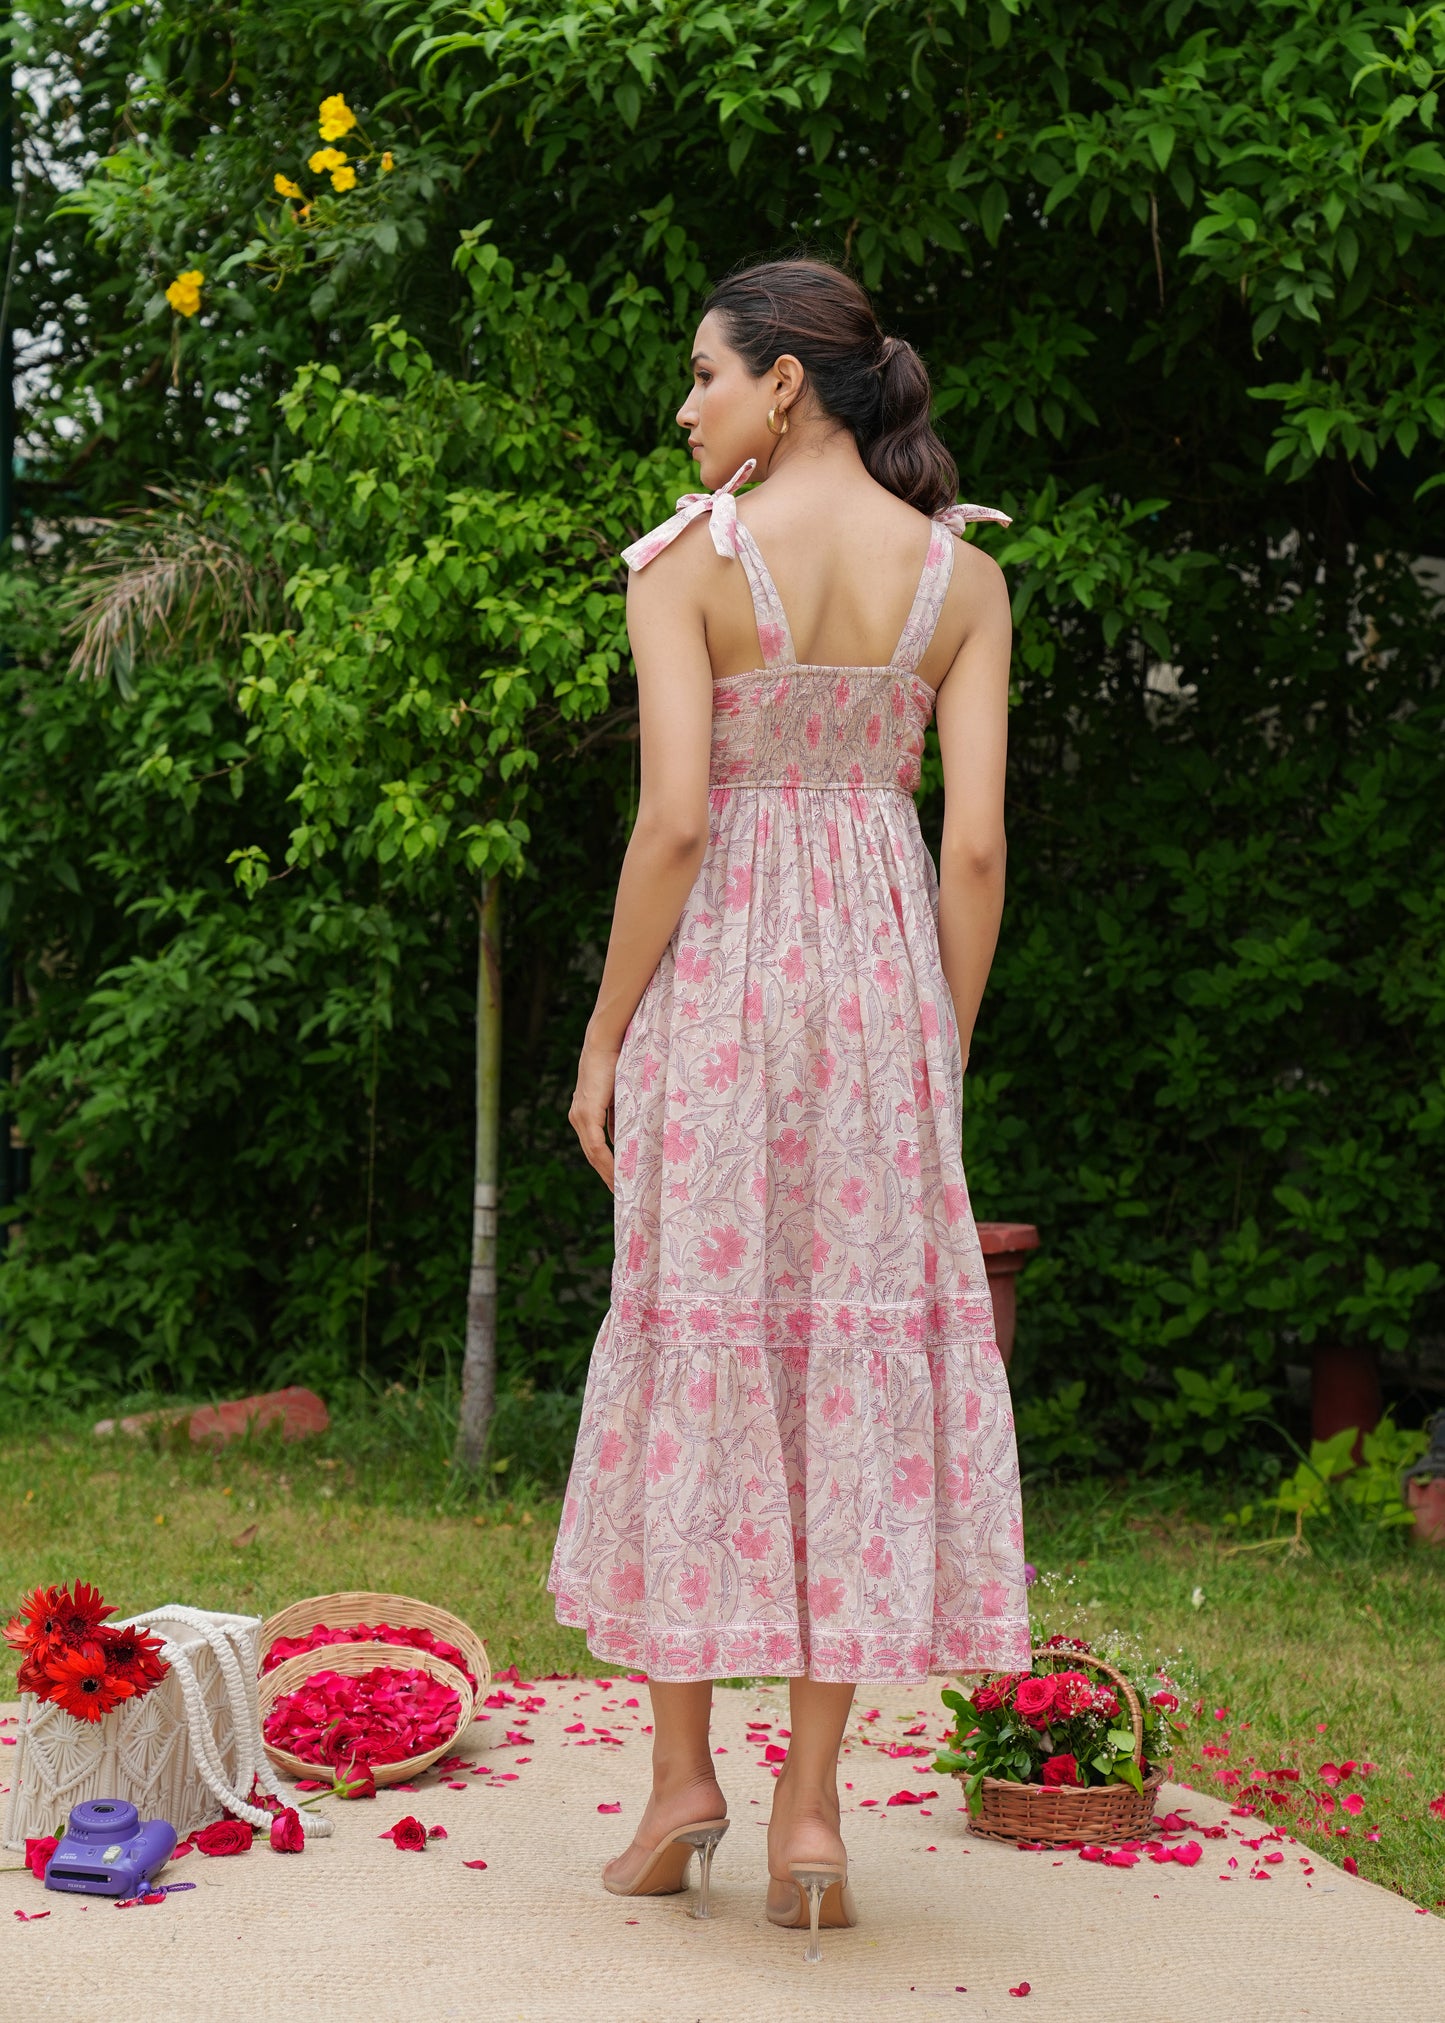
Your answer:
(4, 1678), (1441, 2021)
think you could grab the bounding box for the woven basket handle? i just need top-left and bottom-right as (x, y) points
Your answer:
(1031, 1645), (1144, 1767)
(129, 1608), (333, 1839)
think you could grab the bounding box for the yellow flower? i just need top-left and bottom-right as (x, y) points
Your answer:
(330, 165), (357, 193)
(165, 269), (204, 318)
(273, 173), (304, 200)
(318, 93), (357, 142)
(308, 146), (347, 175)
(381, 151), (394, 173)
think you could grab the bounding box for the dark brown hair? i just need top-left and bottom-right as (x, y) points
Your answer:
(701, 258), (958, 516)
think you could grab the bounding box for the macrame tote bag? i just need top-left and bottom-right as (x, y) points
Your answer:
(3, 1605), (333, 1847)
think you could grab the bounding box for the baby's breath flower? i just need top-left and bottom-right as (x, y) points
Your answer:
(165, 269), (204, 318)
(273, 173), (304, 201)
(330, 166), (357, 193)
(318, 93), (357, 142)
(308, 146), (347, 175)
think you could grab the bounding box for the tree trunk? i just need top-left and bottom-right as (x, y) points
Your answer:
(455, 875), (502, 1472)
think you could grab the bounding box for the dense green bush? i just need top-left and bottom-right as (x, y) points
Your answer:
(2, 1), (1442, 1463)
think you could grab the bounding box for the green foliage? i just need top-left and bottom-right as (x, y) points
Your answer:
(2, 0), (1443, 1461)
(1229, 1415), (1431, 1544)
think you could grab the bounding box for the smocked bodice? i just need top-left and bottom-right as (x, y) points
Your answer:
(621, 456), (1010, 799)
(710, 667), (934, 792)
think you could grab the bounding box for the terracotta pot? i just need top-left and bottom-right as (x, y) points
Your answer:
(1406, 1475), (1445, 1547)
(977, 1222), (1040, 1369)
(1309, 1343), (1382, 1461)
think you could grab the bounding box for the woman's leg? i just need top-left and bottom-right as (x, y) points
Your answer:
(765, 1678), (855, 1904)
(601, 1678), (728, 1889)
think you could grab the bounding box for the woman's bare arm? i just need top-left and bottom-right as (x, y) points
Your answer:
(569, 540), (715, 1188)
(933, 548), (1013, 1067)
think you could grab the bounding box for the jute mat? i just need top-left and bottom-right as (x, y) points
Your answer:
(3, 1678), (1441, 2021)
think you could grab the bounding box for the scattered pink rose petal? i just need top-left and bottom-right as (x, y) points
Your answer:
(463, 1859), (489, 1870)
(598, 1802), (622, 1813)
(885, 1789), (937, 1806)
(1342, 1856), (1359, 1875)
(428, 1825), (447, 1839)
(1009, 1984), (1031, 1998)
(14, 1910), (51, 1921)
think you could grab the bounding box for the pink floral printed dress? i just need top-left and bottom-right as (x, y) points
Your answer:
(547, 459), (1032, 1684)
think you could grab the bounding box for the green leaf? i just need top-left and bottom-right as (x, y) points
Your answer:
(1143, 124), (1175, 173)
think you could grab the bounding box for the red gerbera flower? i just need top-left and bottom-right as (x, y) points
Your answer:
(41, 1642), (134, 1722)
(16, 1650), (50, 1697)
(5, 1585), (66, 1654)
(54, 1582), (116, 1644)
(97, 1623), (169, 1697)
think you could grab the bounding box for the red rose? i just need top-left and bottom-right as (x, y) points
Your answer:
(269, 1807), (305, 1853)
(971, 1684), (1004, 1714)
(24, 1835), (58, 1881)
(1040, 1754), (1080, 1788)
(1150, 1690), (1180, 1713)
(1047, 1671), (1096, 1719)
(1011, 1677), (1057, 1728)
(336, 1764), (377, 1800)
(195, 1819), (254, 1856)
(384, 1814), (428, 1851)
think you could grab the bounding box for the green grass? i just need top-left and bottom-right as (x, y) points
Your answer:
(1, 1396), (1441, 1910)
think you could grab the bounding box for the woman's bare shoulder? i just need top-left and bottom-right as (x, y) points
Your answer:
(624, 513), (728, 606)
(952, 534), (1008, 595)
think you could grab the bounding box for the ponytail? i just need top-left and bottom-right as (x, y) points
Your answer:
(867, 334), (958, 518)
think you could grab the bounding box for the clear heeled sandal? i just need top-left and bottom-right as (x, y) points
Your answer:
(766, 1860), (858, 1963)
(601, 1817), (730, 1919)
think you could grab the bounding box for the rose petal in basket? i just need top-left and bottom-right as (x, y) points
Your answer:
(257, 1643), (474, 1790)
(257, 1591), (490, 1728)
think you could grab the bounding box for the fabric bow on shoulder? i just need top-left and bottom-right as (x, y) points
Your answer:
(621, 459), (757, 572)
(935, 501), (1013, 534)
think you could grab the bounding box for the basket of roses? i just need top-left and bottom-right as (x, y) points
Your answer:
(933, 1636), (1187, 1845)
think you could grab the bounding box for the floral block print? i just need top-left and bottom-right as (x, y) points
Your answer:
(549, 474), (1031, 1684)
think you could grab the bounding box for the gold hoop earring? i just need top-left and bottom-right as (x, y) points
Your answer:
(766, 403), (790, 437)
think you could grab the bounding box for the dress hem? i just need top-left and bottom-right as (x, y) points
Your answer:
(549, 1581), (1032, 1687)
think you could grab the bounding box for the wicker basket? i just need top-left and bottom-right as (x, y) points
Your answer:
(959, 1647), (1169, 1846)
(258, 1640), (475, 1788)
(258, 1590), (490, 1727)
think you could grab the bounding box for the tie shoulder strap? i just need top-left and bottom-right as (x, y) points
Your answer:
(890, 500), (1012, 673)
(621, 459), (758, 571)
(934, 500), (1013, 536)
(620, 458), (795, 669)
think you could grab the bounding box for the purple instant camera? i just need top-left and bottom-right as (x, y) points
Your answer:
(44, 1799), (178, 1896)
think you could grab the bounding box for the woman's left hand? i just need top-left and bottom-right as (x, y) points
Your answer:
(570, 1041), (619, 1191)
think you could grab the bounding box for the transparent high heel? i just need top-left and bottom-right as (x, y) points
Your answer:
(601, 1816), (729, 1918)
(675, 1823), (727, 1919)
(765, 1859), (857, 1962)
